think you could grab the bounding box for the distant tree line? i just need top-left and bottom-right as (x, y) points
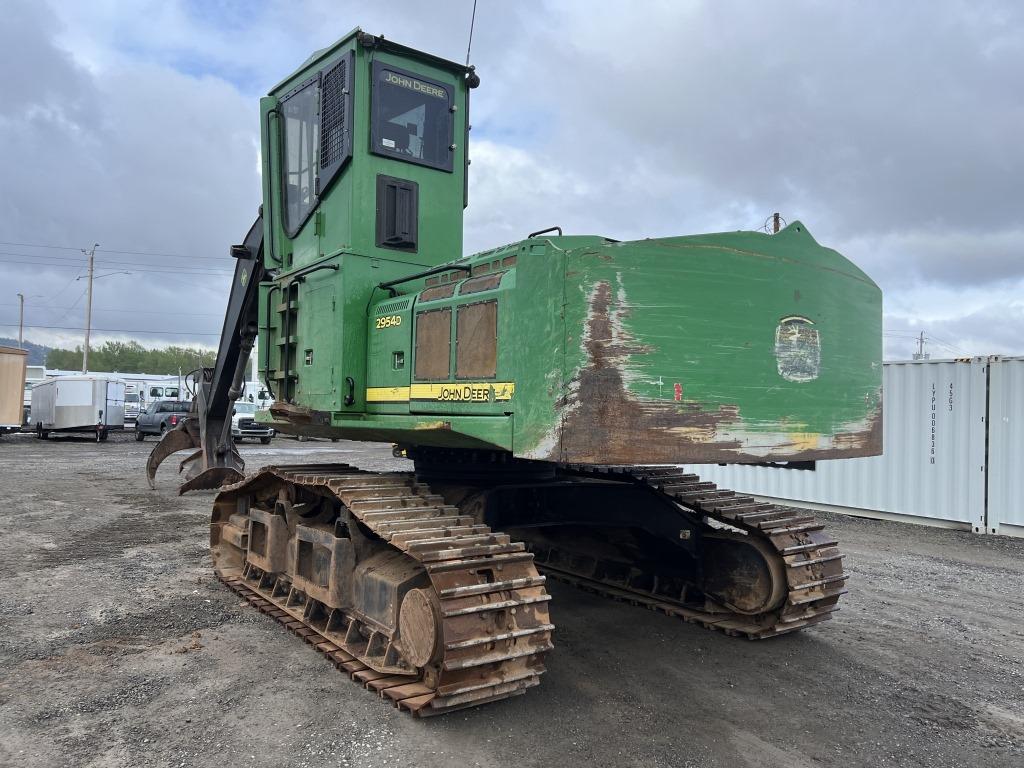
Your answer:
(0, 337), (48, 365)
(46, 341), (215, 375)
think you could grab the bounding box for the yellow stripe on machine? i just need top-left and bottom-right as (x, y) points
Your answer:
(365, 386), (411, 403)
(366, 382), (515, 403)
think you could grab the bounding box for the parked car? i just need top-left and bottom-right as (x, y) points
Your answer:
(231, 401), (274, 444)
(135, 400), (191, 440)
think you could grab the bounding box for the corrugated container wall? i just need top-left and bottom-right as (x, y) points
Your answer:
(691, 358), (989, 532)
(987, 356), (1024, 535)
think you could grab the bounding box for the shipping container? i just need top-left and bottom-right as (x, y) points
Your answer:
(987, 356), (1024, 536)
(30, 376), (126, 441)
(690, 358), (989, 532)
(0, 346), (28, 433)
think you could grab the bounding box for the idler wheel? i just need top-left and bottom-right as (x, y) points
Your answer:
(700, 532), (788, 615)
(399, 588), (442, 668)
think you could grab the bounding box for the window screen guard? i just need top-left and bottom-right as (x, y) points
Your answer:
(318, 51), (354, 195)
(371, 61), (453, 172)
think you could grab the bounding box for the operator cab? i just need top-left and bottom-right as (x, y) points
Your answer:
(262, 29), (477, 271)
(258, 30), (479, 409)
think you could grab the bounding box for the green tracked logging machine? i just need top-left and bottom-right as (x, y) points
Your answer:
(148, 29), (882, 716)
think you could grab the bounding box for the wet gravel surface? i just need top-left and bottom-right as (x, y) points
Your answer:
(0, 431), (1022, 767)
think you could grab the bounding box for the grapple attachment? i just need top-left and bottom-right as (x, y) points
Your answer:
(145, 375), (246, 494)
(145, 216), (263, 495)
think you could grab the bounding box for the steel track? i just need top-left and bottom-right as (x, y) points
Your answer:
(543, 465), (847, 638)
(211, 462), (845, 716)
(213, 464), (553, 717)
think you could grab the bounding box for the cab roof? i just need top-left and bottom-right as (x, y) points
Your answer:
(269, 27), (475, 95)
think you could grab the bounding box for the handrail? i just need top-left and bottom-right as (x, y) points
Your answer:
(378, 262), (472, 295)
(527, 226), (563, 238)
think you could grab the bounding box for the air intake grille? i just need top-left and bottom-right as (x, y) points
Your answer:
(377, 298), (412, 314)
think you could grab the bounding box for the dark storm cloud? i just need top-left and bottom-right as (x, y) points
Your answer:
(478, 2), (1024, 288)
(0, 0), (1021, 358)
(0, 0), (260, 347)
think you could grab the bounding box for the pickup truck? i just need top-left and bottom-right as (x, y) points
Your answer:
(134, 400), (191, 440)
(232, 401), (274, 444)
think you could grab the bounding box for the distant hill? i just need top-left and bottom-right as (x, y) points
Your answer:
(0, 337), (48, 365)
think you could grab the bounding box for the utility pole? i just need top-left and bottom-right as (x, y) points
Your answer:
(913, 331), (928, 361)
(81, 243), (99, 373)
(17, 293), (24, 348)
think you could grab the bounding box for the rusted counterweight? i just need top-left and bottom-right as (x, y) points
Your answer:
(260, 226), (882, 467)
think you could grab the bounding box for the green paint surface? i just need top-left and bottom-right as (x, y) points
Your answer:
(254, 31), (882, 464)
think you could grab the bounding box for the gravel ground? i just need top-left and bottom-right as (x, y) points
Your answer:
(0, 430), (1021, 768)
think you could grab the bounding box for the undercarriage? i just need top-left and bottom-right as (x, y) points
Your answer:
(210, 450), (846, 716)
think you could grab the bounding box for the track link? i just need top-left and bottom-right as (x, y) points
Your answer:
(537, 465), (847, 639)
(212, 463), (552, 717)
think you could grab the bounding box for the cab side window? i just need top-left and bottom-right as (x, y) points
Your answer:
(281, 80), (320, 233)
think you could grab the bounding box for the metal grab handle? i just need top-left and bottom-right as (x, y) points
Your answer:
(344, 377), (356, 406)
(527, 226), (563, 238)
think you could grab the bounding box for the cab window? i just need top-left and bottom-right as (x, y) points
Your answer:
(282, 79), (320, 233)
(371, 62), (453, 172)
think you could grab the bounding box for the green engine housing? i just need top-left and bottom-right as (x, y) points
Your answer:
(255, 29), (882, 465)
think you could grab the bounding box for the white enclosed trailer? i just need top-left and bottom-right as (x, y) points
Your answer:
(30, 376), (126, 441)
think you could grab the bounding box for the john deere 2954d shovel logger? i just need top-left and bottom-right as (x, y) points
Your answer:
(148, 29), (882, 716)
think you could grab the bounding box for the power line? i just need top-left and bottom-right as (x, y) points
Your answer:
(0, 257), (231, 276)
(51, 288), (88, 325)
(0, 250), (233, 272)
(0, 302), (222, 317)
(44, 272), (82, 305)
(1, 322), (220, 337)
(0, 240), (227, 262)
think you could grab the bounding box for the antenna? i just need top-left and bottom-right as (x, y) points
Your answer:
(465, 0), (478, 66)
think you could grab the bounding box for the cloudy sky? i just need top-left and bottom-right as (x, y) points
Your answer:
(1, 0), (1021, 360)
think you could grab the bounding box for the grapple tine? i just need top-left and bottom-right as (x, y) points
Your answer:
(177, 448), (205, 475)
(179, 466), (245, 495)
(146, 424), (200, 490)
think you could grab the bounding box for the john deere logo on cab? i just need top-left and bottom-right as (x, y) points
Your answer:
(384, 71), (446, 99)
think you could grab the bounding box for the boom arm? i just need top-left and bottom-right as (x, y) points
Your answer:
(146, 216), (266, 493)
